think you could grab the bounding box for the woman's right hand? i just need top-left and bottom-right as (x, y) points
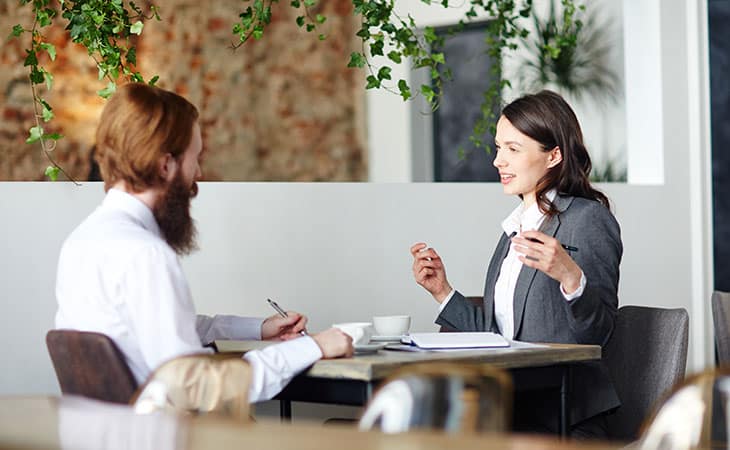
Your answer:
(410, 242), (453, 303)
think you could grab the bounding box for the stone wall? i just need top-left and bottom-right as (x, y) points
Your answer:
(0, 0), (366, 181)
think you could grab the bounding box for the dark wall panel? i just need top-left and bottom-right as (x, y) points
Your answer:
(710, 0), (730, 291)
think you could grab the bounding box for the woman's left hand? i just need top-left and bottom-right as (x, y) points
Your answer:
(511, 230), (582, 294)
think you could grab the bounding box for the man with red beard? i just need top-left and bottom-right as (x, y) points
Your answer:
(54, 83), (353, 402)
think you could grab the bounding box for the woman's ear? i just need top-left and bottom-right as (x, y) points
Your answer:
(547, 146), (563, 168)
(159, 153), (177, 182)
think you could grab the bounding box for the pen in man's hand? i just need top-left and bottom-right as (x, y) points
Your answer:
(267, 298), (307, 335)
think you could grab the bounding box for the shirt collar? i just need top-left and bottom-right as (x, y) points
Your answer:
(102, 188), (162, 238)
(501, 189), (557, 236)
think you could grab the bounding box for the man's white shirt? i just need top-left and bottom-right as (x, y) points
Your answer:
(55, 188), (322, 402)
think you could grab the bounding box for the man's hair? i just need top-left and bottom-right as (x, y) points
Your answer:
(95, 83), (199, 192)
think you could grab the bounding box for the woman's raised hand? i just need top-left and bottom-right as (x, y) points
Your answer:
(511, 230), (583, 294)
(410, 242), (453, 303)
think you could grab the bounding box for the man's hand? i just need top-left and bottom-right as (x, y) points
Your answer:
(312, 328), (354, 358)
(261, 312), (308, 340)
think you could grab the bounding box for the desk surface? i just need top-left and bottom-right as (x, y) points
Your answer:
(0, 396), (621, 450)
(217, 340), (601, 381)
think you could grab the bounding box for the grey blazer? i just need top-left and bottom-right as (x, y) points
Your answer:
(436, 195), (622, 426)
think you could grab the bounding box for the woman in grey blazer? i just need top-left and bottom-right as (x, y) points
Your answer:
(410, 90), (621, 438)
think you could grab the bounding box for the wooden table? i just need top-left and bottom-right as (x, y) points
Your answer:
(217, 340), (601, 437)
(0, 396), (622, 450)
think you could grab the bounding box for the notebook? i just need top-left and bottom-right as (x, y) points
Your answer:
(405, 332), (510, 349)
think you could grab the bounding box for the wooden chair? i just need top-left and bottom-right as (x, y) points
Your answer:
(603, 306), (690, 441)
(46, 330), (138, 404)
(358, 362), (512, 433)
(637, 367), (730, 449)
(132, 354), (253, 421)
(712, 291), (730, 365)
(439, 296), (483, 332)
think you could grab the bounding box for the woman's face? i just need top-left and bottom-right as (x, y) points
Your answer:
(493, 116), (561, 207)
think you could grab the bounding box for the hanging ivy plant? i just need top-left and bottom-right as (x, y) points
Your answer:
(11, 0), (583, 179)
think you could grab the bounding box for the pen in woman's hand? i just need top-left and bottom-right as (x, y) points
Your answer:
(267, 298), (307, 335)
(523, 236), (578, 253)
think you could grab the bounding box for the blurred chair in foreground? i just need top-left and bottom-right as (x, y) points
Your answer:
(46, 330), (138, 404)
(637, 368), (730, 450)
(132, 354), (252, 421)
(603, 305), (690, 441)
(358, 363), (512, 433)
(712, 291), (730, 365)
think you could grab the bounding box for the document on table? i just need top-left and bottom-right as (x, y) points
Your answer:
(384, 334), (548, 352)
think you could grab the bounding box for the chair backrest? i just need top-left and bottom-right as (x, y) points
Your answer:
(358, 363), (512, 433)
(603, 305), (690, 441)
(637, 368), (730, 450)
(46, 330), (138, 404)
(712, 291), (730, 365)
(440, 296), (483, 333)
(132, 354), (252, 421)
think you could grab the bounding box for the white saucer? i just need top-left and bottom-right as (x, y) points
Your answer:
(370, 335), (406, 342)
(354, 343), (387, 354)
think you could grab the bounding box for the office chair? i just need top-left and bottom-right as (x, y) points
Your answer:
(46, 329), (138, 404)
(603, 305), (689, 441)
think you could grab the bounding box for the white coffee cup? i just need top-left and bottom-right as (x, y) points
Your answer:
(372, 315), (411, 336)
(332, 322), (374, 346)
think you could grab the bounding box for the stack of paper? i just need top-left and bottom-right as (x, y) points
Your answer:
(405, 332), (510, 349)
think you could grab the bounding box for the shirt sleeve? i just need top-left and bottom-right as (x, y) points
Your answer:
(560, 270), (587, 301)
(122, 245), (208, 374)
(195, 315), (264, 344)
(243, 336), (323, 402)
(437, 288), (457, 312)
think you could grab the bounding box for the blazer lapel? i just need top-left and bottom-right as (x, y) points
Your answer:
(483, 232), (511, 332)
(512, 195), (574, 338)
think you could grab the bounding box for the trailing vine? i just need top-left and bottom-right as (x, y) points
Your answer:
(10, 0), (160, 181)
(11, 0), (583, 179)
(232, 0), (585, 152)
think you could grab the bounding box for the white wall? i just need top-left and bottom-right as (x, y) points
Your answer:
(0, 0), (714, 400)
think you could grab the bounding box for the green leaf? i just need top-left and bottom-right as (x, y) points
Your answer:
(148, 75), (159, 86)
(40, 43), (56, 61)
(41, 103), (54, 122)
(397, 79), (411, 101)
(377, 66), (392, 81)
(347, 52), (366, 68)
(130, 21), (144, 35)
(26, 126), (43, 144)
(304, 0), (316, 6)
(306, 24), (315, 32)
(44, 132), (63, 140)
(315, 14), (326, 24)
(97, 81), (117, 99)
(365, 75), (380, 89)
(318, 34), (327, 40)
(45, 165), (60, 181)
(23, 50), (37, 67)
(387, 51), (402, 64)
(432, 52), (445, 64)
(421, 84), (435, 103)
(10, 24), (24, 38)
(290, 0), (301, 7)
(296, 16), (305, 27)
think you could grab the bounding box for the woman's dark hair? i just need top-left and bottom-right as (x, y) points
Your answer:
(501, 90), (610, 215)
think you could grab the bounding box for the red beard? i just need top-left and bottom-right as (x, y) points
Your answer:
(153, 172), (198, 256)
